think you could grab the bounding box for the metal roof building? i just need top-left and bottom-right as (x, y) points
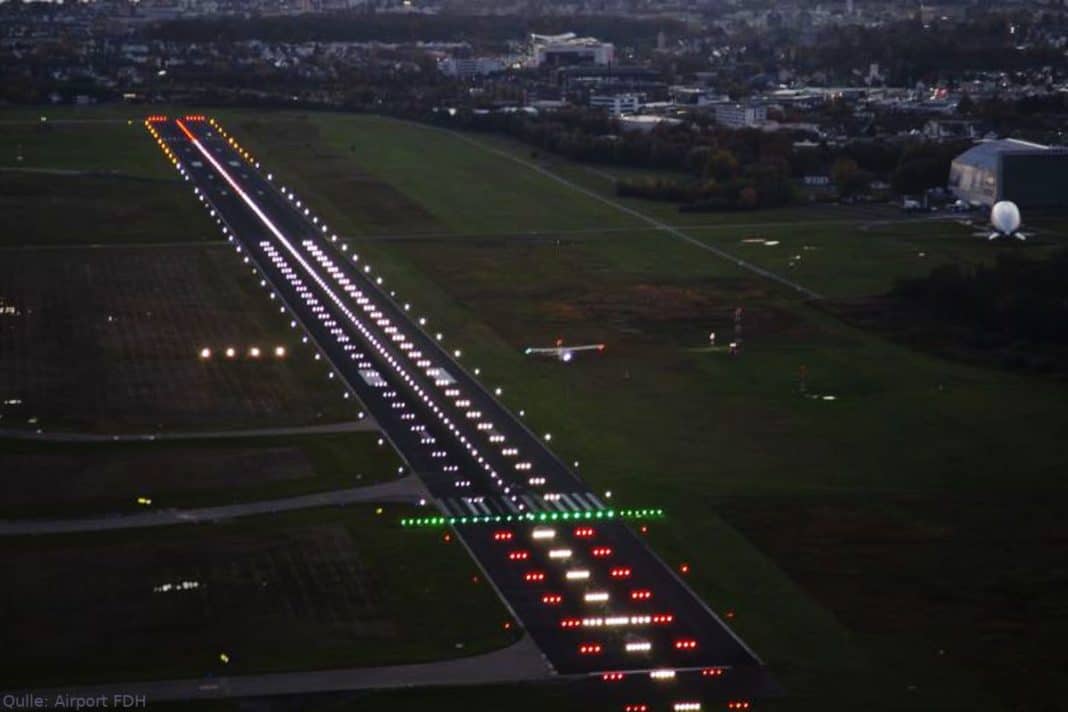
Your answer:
(949, 139), (1068, 208)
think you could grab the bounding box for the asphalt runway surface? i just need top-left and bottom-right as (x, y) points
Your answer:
(148, 115), (774, 708)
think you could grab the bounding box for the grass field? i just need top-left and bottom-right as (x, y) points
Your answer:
(221, 111), (1068, 711)
(0, 109), (528, 702)
(280, 115), (1066, 299)
(0, 431), (401, 518)
(0, 117), (218, 246)
(0, 245), (357, 433)
(0, 118), (169, 178)
(0, 505), (516, 688)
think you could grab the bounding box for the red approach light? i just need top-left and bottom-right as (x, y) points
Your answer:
(541, 593), (563, 606)
(679, 563), (691, 574)
(493, 530), (514, 542)
(591, 546), (613, 558)
(524, 571), (546, 583)
(727, 703), (751, 711)
(578, 643), (603, 655)
(674, 639), (698, 650)
(624, 706), (649, 712)
(701, 667), (725, 678)
(652, 613), (675, 625)
(610, 567), (632, 579)
(631, 589), (653, 601)
(574, 527), (595, 538)
(602, 672), (625, 682)
(508, 550), (530, 561)
(559, 617), (582, 629)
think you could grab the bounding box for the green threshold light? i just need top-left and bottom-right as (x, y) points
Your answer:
(399, 508), (665, 528)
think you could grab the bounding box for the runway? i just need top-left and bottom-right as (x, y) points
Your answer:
(147, 115), (773, 707)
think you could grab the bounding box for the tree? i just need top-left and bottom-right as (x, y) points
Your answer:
(704, 149), (739, 182)
(891, 157), (944, 196)
(832, 157), (870, 197)
(738, 186), (759, 210)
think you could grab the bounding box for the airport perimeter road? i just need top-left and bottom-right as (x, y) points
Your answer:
(148, 116), (772, 704)
(0, 476), (427, 536)
(0, 419), (376, 443)
(0, 635), (551, 703)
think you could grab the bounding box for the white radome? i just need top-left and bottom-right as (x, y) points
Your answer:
(990, 200), (1022, 237)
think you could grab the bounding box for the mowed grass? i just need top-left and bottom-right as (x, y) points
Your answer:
(223, 111), (1068, 711)
(0, 172), (217, 247)
(0, 115), (216, 245)
(405, 125), (1068, 298)
(0, 504), (517, 687)
(0, 245), (354, 432)
(153, 681), (601, 712)
(0, 431), (401, 518)
(0, 118), (170, 177)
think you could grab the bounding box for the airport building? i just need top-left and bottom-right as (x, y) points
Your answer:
(530, 33), (614, 68)
(949, 138), (1068, 208)
(712, 102), (767, 129)
(439, 57), (505, 79)
(589, 93), (642, 116)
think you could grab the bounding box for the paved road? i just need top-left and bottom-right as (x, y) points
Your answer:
(0, 419), (377, 443)
(0, 240), (227, 252)
(0, 634), (551, 704)
(0, 118), (130, 125)
(149, 116), (770, 705)
(0, 476), (426, 536)
(343, 212), (966, 243)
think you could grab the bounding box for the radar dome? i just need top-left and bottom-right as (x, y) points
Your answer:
(991, 201), (1021, 236)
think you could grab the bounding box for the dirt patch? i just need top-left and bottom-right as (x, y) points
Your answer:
(396, 239), (806, 348)
(237, 117), (440, 235)
(539, 282), (801, 341)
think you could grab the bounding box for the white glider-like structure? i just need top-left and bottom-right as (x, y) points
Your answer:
(524, 340), (605, 363)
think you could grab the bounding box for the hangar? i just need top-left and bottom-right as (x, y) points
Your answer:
(949, 138), (1068, 208)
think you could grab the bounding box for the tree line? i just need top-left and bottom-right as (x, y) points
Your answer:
(890, 249), (1068, 372)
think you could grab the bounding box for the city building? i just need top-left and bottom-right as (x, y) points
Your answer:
(619, 115), (683, 133)
(589, 93), (641, 116)
(712, 102), (767, 129)
(439, 57), (504, 79)
(530, 33), (614, 68)
(949, 139), (1068, 208)
(924, 119), (981, 141)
